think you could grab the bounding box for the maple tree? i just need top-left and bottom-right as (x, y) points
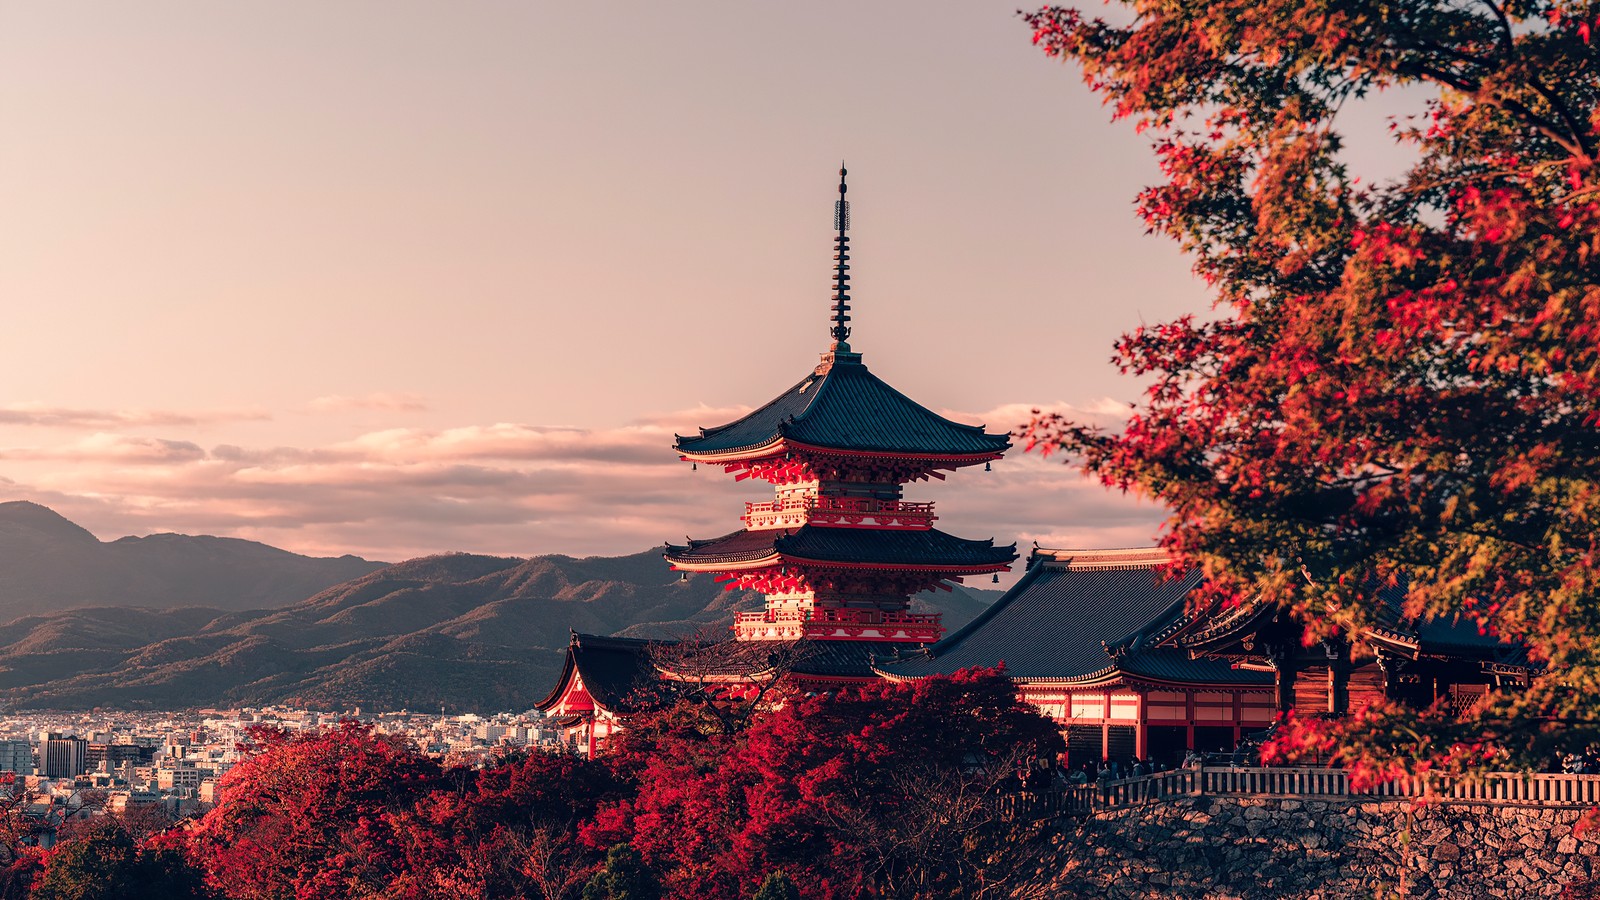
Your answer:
(1021, 0), (1600, 771)
(388, 748), (621, 899)
(184, 723), (445, 900)
(587, 667), (1062, 900)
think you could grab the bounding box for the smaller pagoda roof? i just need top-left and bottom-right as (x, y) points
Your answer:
(540, 634), (931, 714)
(535, 633), (663, 714)
(874, 547), (1272, 687)
(665, 525), (1016, 571)
(673, 353), (1011, 460)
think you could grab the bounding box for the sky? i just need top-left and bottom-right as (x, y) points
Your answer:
(0, 2), (1407, 571)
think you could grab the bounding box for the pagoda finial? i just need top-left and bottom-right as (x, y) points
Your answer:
(830, 165), (852, 351)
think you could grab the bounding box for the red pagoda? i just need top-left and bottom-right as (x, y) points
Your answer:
(537, 169), (1015, 751)
(665, 167), (1015, 646)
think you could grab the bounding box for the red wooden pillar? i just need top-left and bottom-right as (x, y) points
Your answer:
(1103, 689), (1113, 761)
(1185, 690), (1196, 750)
(1135, 691), (1148, 761)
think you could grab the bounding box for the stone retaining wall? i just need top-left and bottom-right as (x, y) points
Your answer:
(1009, 796), (1597, 899)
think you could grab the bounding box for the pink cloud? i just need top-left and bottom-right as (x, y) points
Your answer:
(307, 393), (430, 413)
(0, 401), (1163, 564)
(0, 433), (207, 464)
(0, 404), (270, 429)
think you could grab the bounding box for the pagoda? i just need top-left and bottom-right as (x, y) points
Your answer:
(536, 168), (1017, 751)
(664, 167), (1016, 645)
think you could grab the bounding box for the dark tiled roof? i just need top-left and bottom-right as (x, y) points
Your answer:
(1182, 576), (1523, 662)
(534, 633), (663, 713)
(665, 525), (1016, 570)
(793, 639), (917, 678)
(652, 637), (929, 680)
(1371, 581), (1525, 660)
(665, 529), (785, 566)
(875, 551), (1271, 686)
(550, 636), (929, 708)
(673, 354), (1010, 458)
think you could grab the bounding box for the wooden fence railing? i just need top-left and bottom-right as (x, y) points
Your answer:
(1000, 766), (1600, 821)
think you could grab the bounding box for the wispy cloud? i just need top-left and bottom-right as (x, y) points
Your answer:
(307, 393), (430, 413)
(0, 404), (270, 429)
(0, 400), (1162, 564)
(0, 434), (207, 464)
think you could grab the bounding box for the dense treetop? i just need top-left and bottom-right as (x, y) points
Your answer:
(1022, 0), (1600, 770)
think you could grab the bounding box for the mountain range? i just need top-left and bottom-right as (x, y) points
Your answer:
(0, 501), (384, 620)
(0, 503), (999, 711)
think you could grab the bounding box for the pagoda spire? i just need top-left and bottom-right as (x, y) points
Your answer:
(830, 165), (852, 351)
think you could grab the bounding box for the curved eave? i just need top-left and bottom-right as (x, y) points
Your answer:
(664, 553), (781, 573)
(653, 663), (781, 683)
(676, 438), (789, 464)
(1014, 668), (1266, 689)
(1179, 600), (1277, 654)
(1362, 628), (1421, 657)
(533, 650), (580, 712)
(779, 554), (1013, 574)
(782, 439), (1008, 466)
(665, 553), (1011, 575)
(874, 665), (1270, 690)
(675, 437), (1009, 467)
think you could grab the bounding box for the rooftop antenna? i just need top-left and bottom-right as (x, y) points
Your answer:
(830, 164), (852, 351)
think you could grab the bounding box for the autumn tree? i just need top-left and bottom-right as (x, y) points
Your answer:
(588, 668), (1062, 900)
(32, 821), (212, 900)
(389, 748), (622, 900)
(184, 723), (445, 900)
(1021, 0), (1600, 771)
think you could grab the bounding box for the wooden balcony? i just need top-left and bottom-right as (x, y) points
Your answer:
(741, 496), (937, 530)
(732, 607), (943, 642)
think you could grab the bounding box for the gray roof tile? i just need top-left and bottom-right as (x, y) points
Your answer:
(876, 555), (1271, 686)
(674, 355), (1010, 458)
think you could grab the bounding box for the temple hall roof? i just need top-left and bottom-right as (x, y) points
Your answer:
(664, 525), (1017, 571)
(1180, 574), (1527, 665)
(535, 633), (662, 714)
(673, 353), (1011, 460)
(1367, 580), (1527, 662)
(874, 547), (1272, 686)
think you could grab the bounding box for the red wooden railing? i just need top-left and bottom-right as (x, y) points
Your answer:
(733, 608), (943, 627)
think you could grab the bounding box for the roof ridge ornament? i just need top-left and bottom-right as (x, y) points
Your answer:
(831, 164), (852, 351)
(818, 165), (863, 374)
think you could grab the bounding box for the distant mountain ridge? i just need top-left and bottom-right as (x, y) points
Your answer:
(0, 506), (1002, 711)
(0, 501), (386, 620)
